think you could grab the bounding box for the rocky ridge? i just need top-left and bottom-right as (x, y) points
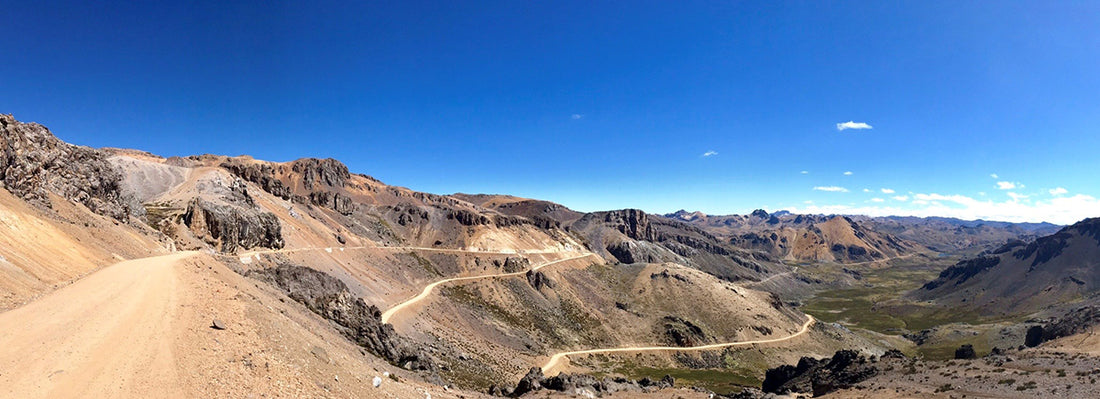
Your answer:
(0, 114), (133, 220)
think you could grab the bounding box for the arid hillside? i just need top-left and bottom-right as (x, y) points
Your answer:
(0, 114), (872, 398)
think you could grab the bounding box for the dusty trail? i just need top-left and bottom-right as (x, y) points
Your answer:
(381, 253), (599, 324)
(747, 266), (798, 287)
(541, 314), (816, 375)
(0, 251), (197, 398)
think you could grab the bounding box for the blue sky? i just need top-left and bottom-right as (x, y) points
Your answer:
(2, 1), (1098, 224)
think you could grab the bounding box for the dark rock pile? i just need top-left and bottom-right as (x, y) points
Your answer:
(762, 350), (878, 397)
(496, 367), (673, 397)
(954, 344), (977, 359)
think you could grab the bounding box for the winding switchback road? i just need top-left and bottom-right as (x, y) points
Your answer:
(380, 253), (599, 324)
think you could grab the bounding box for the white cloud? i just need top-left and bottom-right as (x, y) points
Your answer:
(862, 188), (871, 193)
(788, 192), (1100, 225)
(996, 181), (1018, 190)
(813, 186), (849, 193)
(990, 173), (999, 179)
(881, 188), (895, 194)
(800, 170), (809, 174)
(571, 114), (584, 120)
(1050, 187), (1068, 196)
(803, 200), (814, 204)
(844, 171), (853, 176)
(701, 150), (718, 157)
(893, 195), (909, 201)
(870, 198), (885, 203)
(836, 121), (873, 131)
(1007, 192), (1029, 202)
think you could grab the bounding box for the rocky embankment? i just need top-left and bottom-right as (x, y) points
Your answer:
(248, 265), (434, 372)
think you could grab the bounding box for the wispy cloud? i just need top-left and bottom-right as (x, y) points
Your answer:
(836, 121), (872, 131)
(813, 186), (849, 193)
(996, 181), (1018, 190)
(800, 170), (809, 174)
(571, 114), (584, 120)
(862, 188), (871, 193)
(789, 192), (1100, 224)
(1007, 192), (1029, 202)
(701, 150), (718, 157)
(843, 171), (853, 176)
(870, 198), (885, 203)
(893, 195), (909, 201)
(1050, 187), (1068, 196)
(881, 188), (895, 194)
(990, 173), (999, 179)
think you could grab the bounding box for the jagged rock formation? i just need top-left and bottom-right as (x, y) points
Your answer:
(248, 264), (434, 371)
(183, 198), (283, 253)
(501, 367), (673, 397)
(762, 350), (878, 397)
(0, 114), (132, 220)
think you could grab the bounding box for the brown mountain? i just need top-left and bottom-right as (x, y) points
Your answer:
(914, 218), (1100, 316)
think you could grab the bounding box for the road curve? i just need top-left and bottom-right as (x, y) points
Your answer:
(541, 314), (815, 375)
(380, 253), (599, 324)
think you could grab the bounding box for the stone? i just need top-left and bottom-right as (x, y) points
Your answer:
(954, 344), (977, 359)
(211, 319), (227, 330)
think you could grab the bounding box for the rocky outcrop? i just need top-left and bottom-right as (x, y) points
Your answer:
(219, 160), (293, 200)
(183, 198), (284, 252)
(954, 344), (977, 359)
(661, 316), (710, 347)
(291, 158), (349, 189)
(309, 191), (355, 215)
(762, 350), (878, 397)
(0, 114), (132, 220)
(495, 257), (530, 273)
(503, 367), (672, 397)
(1025, 325), (1044, 347)
(248, 265), (434, 371)
(605, 240), (660, 264)
(525, 270), (555, 290)
(602, 209), (658, 241)
(1025, 306), (1100, 347)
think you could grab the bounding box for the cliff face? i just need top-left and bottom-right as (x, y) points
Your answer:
(182, 197), (284, 253)
(0, 114), (132, 220)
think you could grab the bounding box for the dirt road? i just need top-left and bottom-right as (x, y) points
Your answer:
(0, 252), (196, 398)
(381, 253), (598, 324)
(541, 314), (816, 375)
